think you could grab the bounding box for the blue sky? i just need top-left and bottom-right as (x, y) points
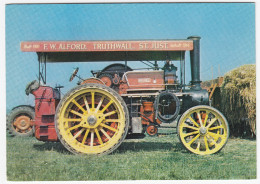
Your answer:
(5, 3), (255, 110)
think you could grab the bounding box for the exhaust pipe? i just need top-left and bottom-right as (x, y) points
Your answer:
(188, 36), (201, 90)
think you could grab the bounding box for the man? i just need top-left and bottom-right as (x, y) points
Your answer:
(162, 60), (177, 72)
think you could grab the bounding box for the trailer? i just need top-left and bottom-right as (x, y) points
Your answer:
(7, 36), (229, 155)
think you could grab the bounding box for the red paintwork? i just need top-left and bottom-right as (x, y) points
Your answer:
(80, 78), (104, 85)
(20, 40), (193, 52)
(118, 82), (128, 95)
(143, 102), (153, 112)
(32, 86), (60, 141)
(122, 71), (165, 91)
(140, 102), (161, 126)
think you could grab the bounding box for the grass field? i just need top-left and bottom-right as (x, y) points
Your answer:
(6, 133), (256, 181)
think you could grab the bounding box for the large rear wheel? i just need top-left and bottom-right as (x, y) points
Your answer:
(55, 83), (129, 155)
(177, 105), (229, 155)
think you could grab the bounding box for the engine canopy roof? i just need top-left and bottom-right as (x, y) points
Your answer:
(21, 40), (193, 62)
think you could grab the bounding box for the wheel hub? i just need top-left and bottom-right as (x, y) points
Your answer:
(20, 120), (26, 127)
(199, 127), (207, 135)
(14, 115), (31, 130)
(146, 125), (158, 136)
(87, 115), (97, 125)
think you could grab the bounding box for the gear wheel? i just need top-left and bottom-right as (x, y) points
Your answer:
(146, 124), (158, 136)
(98, 73), (113, 87)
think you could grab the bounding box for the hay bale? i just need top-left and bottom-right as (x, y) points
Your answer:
(220, 64), (256, 137)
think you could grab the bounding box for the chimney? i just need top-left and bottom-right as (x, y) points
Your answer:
(188, 36), (201, 90)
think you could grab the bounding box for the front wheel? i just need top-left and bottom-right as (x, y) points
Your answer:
(177, 105), (229, 155)
(55, 83), (129, 155)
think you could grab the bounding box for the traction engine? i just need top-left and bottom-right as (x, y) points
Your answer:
(7, 36), (229, 156)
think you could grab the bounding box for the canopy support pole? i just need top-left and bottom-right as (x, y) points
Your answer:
(125, 52), (128, 72)
(37, 52), (47, 85)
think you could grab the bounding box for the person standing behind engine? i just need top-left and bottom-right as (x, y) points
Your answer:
(163, 60), (178, 85)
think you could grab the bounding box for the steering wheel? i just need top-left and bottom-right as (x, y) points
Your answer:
(69, 67), (79, 82)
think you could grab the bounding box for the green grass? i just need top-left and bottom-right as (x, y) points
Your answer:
(6, 133), (256, 181)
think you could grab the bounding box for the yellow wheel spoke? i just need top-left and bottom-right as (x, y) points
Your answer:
(73, 128), (85, 139)
(183, 130), (199, 137)
(208, 125), (224, 131)
(70, 110), (83, 117)
(72, 99), (86, 114)
(188, 134), (200, 145)
(95, 129), (104, 145)
(196, 111), (203, 127)
(206, 135), (217, 146)
(101, 100), (113, 113)
(183, 124), (199, 131)
(208, 132), (222, 141)
(83, 96), (90, 113)
(204, 136), (209, 151)
(203, 113), (209, 126)
(100, 123), (118, 133)
(104, 110), (117, 117)
(206, 118), (217, 128)
(95, 96), (105, 113)
(91, 92), (95, 110)
(81, 129), (90, 145)
(100, 128), (111, 140)
(105, 119), (122, 123)
(90, 131), (94, 147)
(195, 141), (201, 151)
(188, 117), (200, 128)
(67, 123), (82, 132)
(63, 118), (82, 122)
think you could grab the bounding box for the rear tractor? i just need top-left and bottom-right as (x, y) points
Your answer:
(7, 36), (229, 155)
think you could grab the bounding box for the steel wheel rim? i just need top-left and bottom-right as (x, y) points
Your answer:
(57, 88), (126, 154)
(179, 107), (229, 155)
